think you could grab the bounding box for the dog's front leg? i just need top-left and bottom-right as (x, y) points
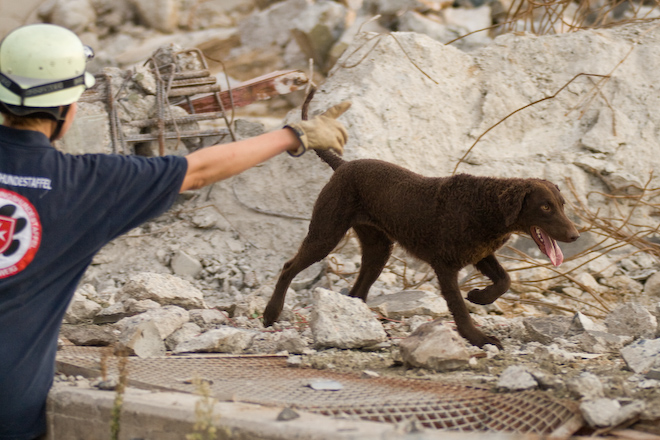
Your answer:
(466, 254), (511, 305)
(434, 268), (503, 349)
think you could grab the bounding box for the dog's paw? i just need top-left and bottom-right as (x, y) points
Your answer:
(481, 335), (503, 350)
(262, 305), (280, 328)
(467, 288), (497, 305)
(468, 332), (503, 350)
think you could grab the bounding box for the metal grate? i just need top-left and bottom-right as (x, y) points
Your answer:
(56, 346), (582, 436)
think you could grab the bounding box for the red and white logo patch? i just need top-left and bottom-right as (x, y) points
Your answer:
(0, 189), (41, 279)
(0, 215), (16, 253)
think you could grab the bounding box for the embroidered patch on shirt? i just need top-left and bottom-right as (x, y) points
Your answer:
(0, 189), (41, 278)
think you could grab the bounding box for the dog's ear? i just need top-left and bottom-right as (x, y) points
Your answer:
(498, 185), (530, 227)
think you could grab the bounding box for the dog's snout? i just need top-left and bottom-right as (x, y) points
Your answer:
(565, 225), (580, 242)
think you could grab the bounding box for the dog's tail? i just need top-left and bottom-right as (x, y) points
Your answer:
(301, 86), (346, 171)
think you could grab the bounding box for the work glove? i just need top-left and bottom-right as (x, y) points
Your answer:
(285, 101), (351, 157)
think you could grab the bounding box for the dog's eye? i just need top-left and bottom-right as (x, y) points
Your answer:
(541, 204), (551, 211)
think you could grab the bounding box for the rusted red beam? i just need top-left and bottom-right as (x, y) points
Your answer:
(177, 70), (309, 113)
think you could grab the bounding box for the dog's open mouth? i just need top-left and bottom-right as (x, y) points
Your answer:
(530, 226), (563, 267)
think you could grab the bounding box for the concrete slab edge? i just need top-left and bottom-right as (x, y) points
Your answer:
(46, 384), (536, 440)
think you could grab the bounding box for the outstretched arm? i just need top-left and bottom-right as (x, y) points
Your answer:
(181, 128), (299, 192)
(180, 101), (351, 193)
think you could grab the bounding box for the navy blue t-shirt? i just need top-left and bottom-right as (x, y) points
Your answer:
(0, 125), (188, 439)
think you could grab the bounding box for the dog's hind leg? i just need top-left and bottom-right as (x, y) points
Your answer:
(434, 268), (503, 349)
(466, 254), (511, 305)
(263, 216), (352, 327)
(348, 225), (393, 301)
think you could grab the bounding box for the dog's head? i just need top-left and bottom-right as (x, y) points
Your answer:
(500, 179), (580, 266)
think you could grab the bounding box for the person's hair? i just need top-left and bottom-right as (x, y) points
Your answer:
(0, 110), (48, 130)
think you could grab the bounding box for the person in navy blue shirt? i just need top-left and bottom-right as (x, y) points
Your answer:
(0, 23), (350, 440)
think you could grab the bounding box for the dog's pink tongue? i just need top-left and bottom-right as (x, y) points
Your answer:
(539, 229), (563, 267)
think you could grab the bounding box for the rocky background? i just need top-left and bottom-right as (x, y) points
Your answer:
(4, 0), (660, 436)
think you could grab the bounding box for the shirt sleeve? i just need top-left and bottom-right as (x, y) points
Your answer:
(46, 153), (188, 248)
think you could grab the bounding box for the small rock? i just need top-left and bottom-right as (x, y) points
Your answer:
(171, 250), (203, 278)
(643, 271), (660, 297)
(605, 303), (658, 339)
(361, 370), (380, 379)
(116, 320), (166, 358)
(60, 324), (117, 347)
(580, 398), (645, 429)
(114, 305), (189, 341)
(189, 308), (228, 331)
(565, 312), (605, 337)
(287, 355), (303, 367)
(307, 379), (343, 391)
(497, 366), (538, 391)
(620, 338), (660, 374)
(523, 316), (572, 344)
(367, 290), (449, 319)
(569, 330), (633, 354)
(93, 301), (132, 324)
(399, 320), (470, 372)
(310, 288), (387, 349)
(567, 372), (605, 400)
(276, 407), (300, 421)
(165, 322), (202, 351)
(64, 288), (103, 324)
(173, 326), (257, 354)
(118, 272), (206, 310)
(274, 329), (308, 355)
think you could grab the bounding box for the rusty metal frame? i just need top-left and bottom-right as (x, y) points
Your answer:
(79, 47), (309, 156)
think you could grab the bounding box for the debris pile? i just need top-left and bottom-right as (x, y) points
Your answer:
(7, 0), (660, 436)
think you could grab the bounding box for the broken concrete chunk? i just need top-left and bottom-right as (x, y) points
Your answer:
(93, 298), (161, 325)
(173, 326), (257, 354)
(620, 338), (660, 374)
(238, 0), (308, 49)
(579, 398), (645, 429)
(60, 324), (117, 347)
(310, 288), (387, 349)
(398, 320), (470, 372)
(128, 0), (180, 34)
(273, 329), (308, 355)
(643, 271), (660, 297)
(171, 250), (203, 278)
(565, 312), (605, 337)
(165, 322), (202, 351)
(605, 303), (658, 339)
(126, 299), (162, 314)
(367, 290), (449, 319)
(94, 302), (132, 325)
(567, 372), (605, 400)
(290, 0), (347, 72)
(523, 316), (572, 344)
(569, 330), (633, 354)
(116, 320), (166, 358)
(497, 365), (538, 391)
(114, 305), (189, 342)
(188, 308), (228, 331)
(118, 272), (206, 309)
(63, 290), (103, 325)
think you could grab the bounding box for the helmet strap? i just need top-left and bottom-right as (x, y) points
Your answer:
(49, 105), (70, 142)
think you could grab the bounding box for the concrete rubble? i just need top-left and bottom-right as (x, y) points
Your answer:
(5, 0), (660, 437)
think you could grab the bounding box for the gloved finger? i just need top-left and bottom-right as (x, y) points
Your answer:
(335, 122), (349, 145)
(330, 142), (344, 155)
(321, 101), (352, 120)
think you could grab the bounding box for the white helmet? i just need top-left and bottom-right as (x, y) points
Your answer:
(0, 24), (96, 110)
